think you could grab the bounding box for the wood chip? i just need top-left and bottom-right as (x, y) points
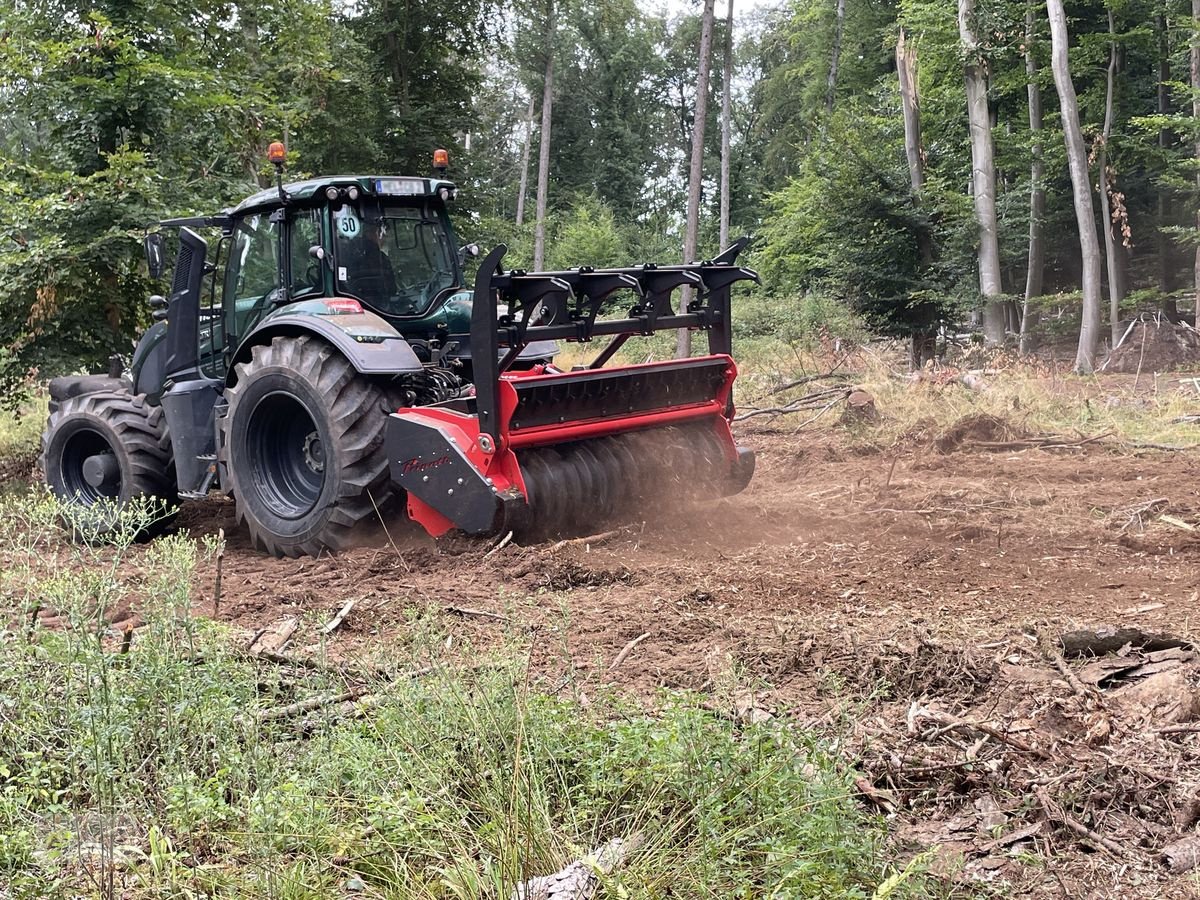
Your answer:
(320, 598), (357, 635)
(250, 616), (300, 655)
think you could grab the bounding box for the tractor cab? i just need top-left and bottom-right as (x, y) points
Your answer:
(145, 172), (471, 378)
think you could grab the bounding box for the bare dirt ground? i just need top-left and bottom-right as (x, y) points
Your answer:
(14, 375), (1200, 897)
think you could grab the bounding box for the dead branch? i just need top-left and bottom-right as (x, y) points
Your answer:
(512, 832), (646, 900)
(444, 605), (510, 623)
(1162, 836), (1200, 874)
(791, 396), (847, 434)
(734, 387), (851, 422)
(213, 527), (225, 615)
(1160, 514), (1196, 532)
(1038, 633), (1095, 700)
(609, 632), (651, 673)
(484, 530), (514, 558)
(547, 528), (623, 552)
(249, 616), (299, 655)
(1059, 626), (1191, 658)
(257, 688), (368, 722)
(1035, 786), (1127, 858)
(914, 707), (1049, 758)
(768, 368), (853, 394)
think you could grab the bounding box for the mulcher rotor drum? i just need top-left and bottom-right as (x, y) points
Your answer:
(514, 423), (732, 537)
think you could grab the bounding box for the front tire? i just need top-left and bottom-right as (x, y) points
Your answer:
(218, 336), (398, 558)
(41, 390), (176, 541)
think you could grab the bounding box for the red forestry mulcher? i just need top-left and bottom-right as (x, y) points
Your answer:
(41, 147), (757, 556)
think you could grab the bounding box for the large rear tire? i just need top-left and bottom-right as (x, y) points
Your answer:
(41, 390), (176, 541)
(218, 335), (398, 558)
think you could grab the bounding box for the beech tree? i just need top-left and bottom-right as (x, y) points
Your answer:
(1046, 0), (1102, 373)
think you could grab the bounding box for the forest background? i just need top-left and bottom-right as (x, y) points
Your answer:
(2, 0), (1199, 396)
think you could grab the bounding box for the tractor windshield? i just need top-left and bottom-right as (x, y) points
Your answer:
(333, 203), (457, 317)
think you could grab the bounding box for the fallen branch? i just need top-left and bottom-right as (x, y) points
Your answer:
(1035, 786), (1126, 858)
(768, 368), (853, 394)
(257, 688), (368, 723)
(512, 832), (646, 900)
(914, 708), (1048, 758)
(213, 527), (225, 615)
(1160, 514), (1196, 532)
(547, 528), (623, 553)
(1059, 626), (1191, 658)
(1038, 634), (1094, 700)
(444, 605), (510, 623)
(734, 387), (850, 422)
(608, 632), (651, 673)
(484, 530), (514, 558)
(249, 616), (299, 655)
(791, 396), (847, 434)
(1162, 836), (1200, 874)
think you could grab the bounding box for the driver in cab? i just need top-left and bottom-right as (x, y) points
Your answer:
(339, 216), (396, 305)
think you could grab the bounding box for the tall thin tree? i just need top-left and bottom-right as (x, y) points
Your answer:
(959, 0), (1006, 345)
(826, 0), (846, 114)
(1047, 0), (1103, 372)
(897, 27), (923, 194)
(1193, 0), (1200, 326)
(1098, 7), (1124, 345)
(897, 27), (935, 367)
(533, 0), (555, 270)
(719, 0), (734, 249)
(516, 95), (535, 226)
(678, 0), (717, 358)
(1155, 8), (1179, 321)
(1020, 6), (1045, 356)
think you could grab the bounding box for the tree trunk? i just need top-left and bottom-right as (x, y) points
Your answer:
(516, 94), (535, 226)
(533, 0), (555, 271)
(897, 27), (924, 194)
(1020, 6), (1045, 356)
(959, 0), (1006, 345)
(1099, 8), (1123, 346)
(719, 0), (734, 249)
(678, 0), (716, 358)
(826, 0), (846, 114)
(1193, 0), (1200, 327)
(1156, 10), (1179, 320)
(897, 28), (936, 368)
(1047, 0), (1103, 373)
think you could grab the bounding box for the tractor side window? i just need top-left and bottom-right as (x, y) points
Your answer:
(199, 236), (229, 380)
(288, 211), (322, 299)
(224, 214), (280, 343)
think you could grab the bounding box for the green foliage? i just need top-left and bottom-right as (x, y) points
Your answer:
(758, 106), (974, 340)
(0, 152), (163, 406)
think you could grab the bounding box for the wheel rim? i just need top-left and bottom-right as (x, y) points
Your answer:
(246, 391), (326, 520)
(60, 427), (121, 504)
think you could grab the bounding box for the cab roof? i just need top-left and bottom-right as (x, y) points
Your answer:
(229, 175), (457, 216)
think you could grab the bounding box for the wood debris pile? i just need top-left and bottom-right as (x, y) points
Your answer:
(848, 626), (1200, 891)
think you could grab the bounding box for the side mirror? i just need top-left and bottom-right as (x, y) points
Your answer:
(309, 244), (332, 271)
(144, 233), (166, 280)
(459, 243), (480, 265)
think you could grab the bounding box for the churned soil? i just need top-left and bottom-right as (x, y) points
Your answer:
(15, 404), (1200, 897)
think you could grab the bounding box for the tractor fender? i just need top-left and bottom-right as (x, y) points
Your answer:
(230, 304), (424, 380)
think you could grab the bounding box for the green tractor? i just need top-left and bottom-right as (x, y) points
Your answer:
(42, 147), (758, 557)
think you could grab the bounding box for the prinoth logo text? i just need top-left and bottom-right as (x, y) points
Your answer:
(401, 455), (451, 475)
